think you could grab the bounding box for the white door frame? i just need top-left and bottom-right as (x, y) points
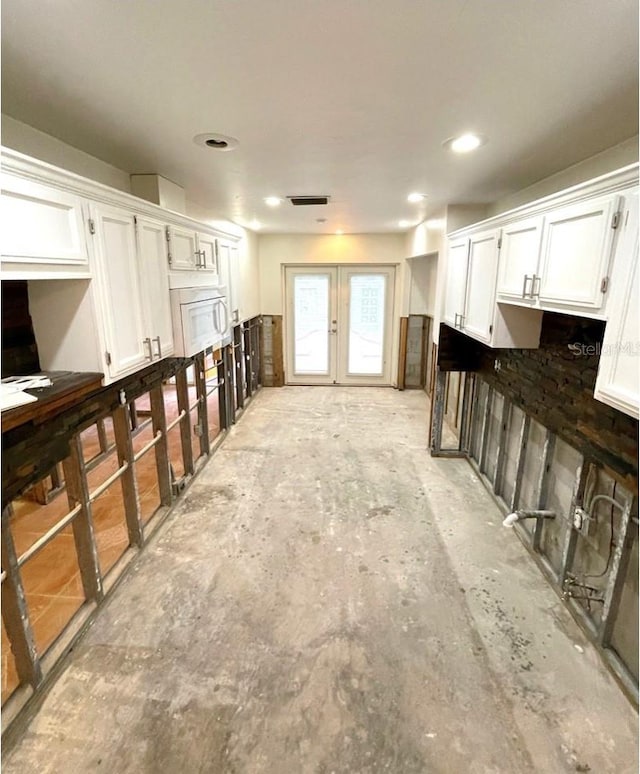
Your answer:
(284, 264), (396, 386)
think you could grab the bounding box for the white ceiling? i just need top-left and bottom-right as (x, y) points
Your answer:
(2, 0), (638, 233)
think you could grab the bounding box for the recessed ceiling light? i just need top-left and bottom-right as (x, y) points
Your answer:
(264, 196), (282, 207)
(398, 220), (411, 228)
(407, 193), (426, 203)
(445, 133), (485, 154)
(249, 220), (261, 230)
(193, 132), (239, 151)
(426, 218), (445, 229)
(335, 229), (344, 235)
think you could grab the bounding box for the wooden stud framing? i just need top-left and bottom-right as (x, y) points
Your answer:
(244, 323), (253, 398)
(494, 398), (512, 496)
(398, 317), (408, 391)
(430, 369), (446, 454)
(194, 353), (210, 458)
(559, 462), (589, 588)
(478, 385), (493, 474)
(599, 496), (636, 646)
(62, 436), (103, 602)
(511, 414), (531, 511)
(175, 369), (194, 476)
(149, 385), (173, 506)
(112, 404), (144, 549)
(533, 430), (556, 552)
(233, 325), (245, 410)
(271, 316), (285, 387)
(97, 419), (109, 454)
(1, 510), (42, 688)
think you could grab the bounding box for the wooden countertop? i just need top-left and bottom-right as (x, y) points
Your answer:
(1, 371), (104, 433)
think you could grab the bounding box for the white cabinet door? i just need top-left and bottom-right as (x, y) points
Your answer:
(218, 240), (240, 322)
(1, 173), (89, 267)
(463, 229), (500, 343)
(91, 204), (148, 377)
(136, 216), (174, 359)
(594, 190), (639, 418)
(197, 232), (219, 275)
(497, 217), (543, 301)
(444, 238), (469, 328)
(538, 194), (618, 310)
(168, 225), (198, 270)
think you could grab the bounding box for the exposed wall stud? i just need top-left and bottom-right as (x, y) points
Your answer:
(112, 404), (144, 548)
(494, 398), (512, 496)
(479, 385), (493, 474)
(62, 437), (103, 602)
(430, 368), (446, 454)
(194, 353), (210, 458)
(149, 385), (173, 506)
(533, 430), (556, 552)
(599, 496), (636, 646)
(1, 510), (43, 688)
(175, 369), (194, 475)
(559, 462), (590, 588)
(511, 414), (531, 511)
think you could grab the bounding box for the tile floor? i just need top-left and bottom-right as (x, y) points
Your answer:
(2, 379), (221, 705)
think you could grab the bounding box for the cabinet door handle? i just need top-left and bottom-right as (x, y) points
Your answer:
(153, 336), (162, 359)
(458, 314), (465, 329)
(143, 337), (153, 361)
(531, 274), (541, 298)
(454, 312), (459, 328)
(522, 275), (532, 298)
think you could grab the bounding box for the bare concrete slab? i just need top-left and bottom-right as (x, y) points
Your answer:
(4, 387), (637, 773)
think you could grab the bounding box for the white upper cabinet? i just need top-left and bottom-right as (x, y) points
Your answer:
(197, 231), (219, 274)
(1, 172), (90, 276)
(444, 230), (542, 348)
(464, 230), (500, 343)
(443, 237), (469, 328)
(168, 225), (220, 278)
(218, 239), (240, 322)
(136, 216), (175, 360)
(496, 216), (543, 302)
(90, 203), (149, 378)
(537, 194), (618, 310)
(594, 188), (639, 419)
(167, 224), (198, 270)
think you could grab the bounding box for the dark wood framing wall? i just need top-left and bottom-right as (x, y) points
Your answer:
(1, 316), (262, 734)
(431, 312), (639, 703)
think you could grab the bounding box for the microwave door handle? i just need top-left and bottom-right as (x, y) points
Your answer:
(218, 299), (229, 334)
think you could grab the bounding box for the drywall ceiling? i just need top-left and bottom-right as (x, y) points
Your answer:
(1, 0), (638, 233)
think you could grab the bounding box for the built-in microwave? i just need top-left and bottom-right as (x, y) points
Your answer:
(169, 286), (230, 357)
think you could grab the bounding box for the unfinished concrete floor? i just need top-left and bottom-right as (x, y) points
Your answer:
(4, 387), (637, 773)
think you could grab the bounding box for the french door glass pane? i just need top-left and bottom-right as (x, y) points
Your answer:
(294, 274), (329, 373)
(348, 274), (386, 375)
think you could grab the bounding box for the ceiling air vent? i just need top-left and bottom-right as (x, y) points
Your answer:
(287, 195), (330, 206)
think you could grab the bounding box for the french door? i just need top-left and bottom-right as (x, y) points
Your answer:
(285, 265), (395, 385)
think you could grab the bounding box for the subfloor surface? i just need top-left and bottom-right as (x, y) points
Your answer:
(3, 387), (637, 773)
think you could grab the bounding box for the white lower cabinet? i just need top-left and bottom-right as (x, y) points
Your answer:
(1, 172), (90, 277)
(594, 189), (639, 418)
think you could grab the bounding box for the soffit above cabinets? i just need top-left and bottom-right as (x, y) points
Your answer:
(1, 0), (638, 233)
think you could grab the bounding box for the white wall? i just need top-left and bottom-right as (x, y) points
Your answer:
(258, 233), (406, 385)
(488, 135), (639, 216)
(258, 233), (405, 314)
(2, 115), (132, 193)
(407, 254), (438, 316)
